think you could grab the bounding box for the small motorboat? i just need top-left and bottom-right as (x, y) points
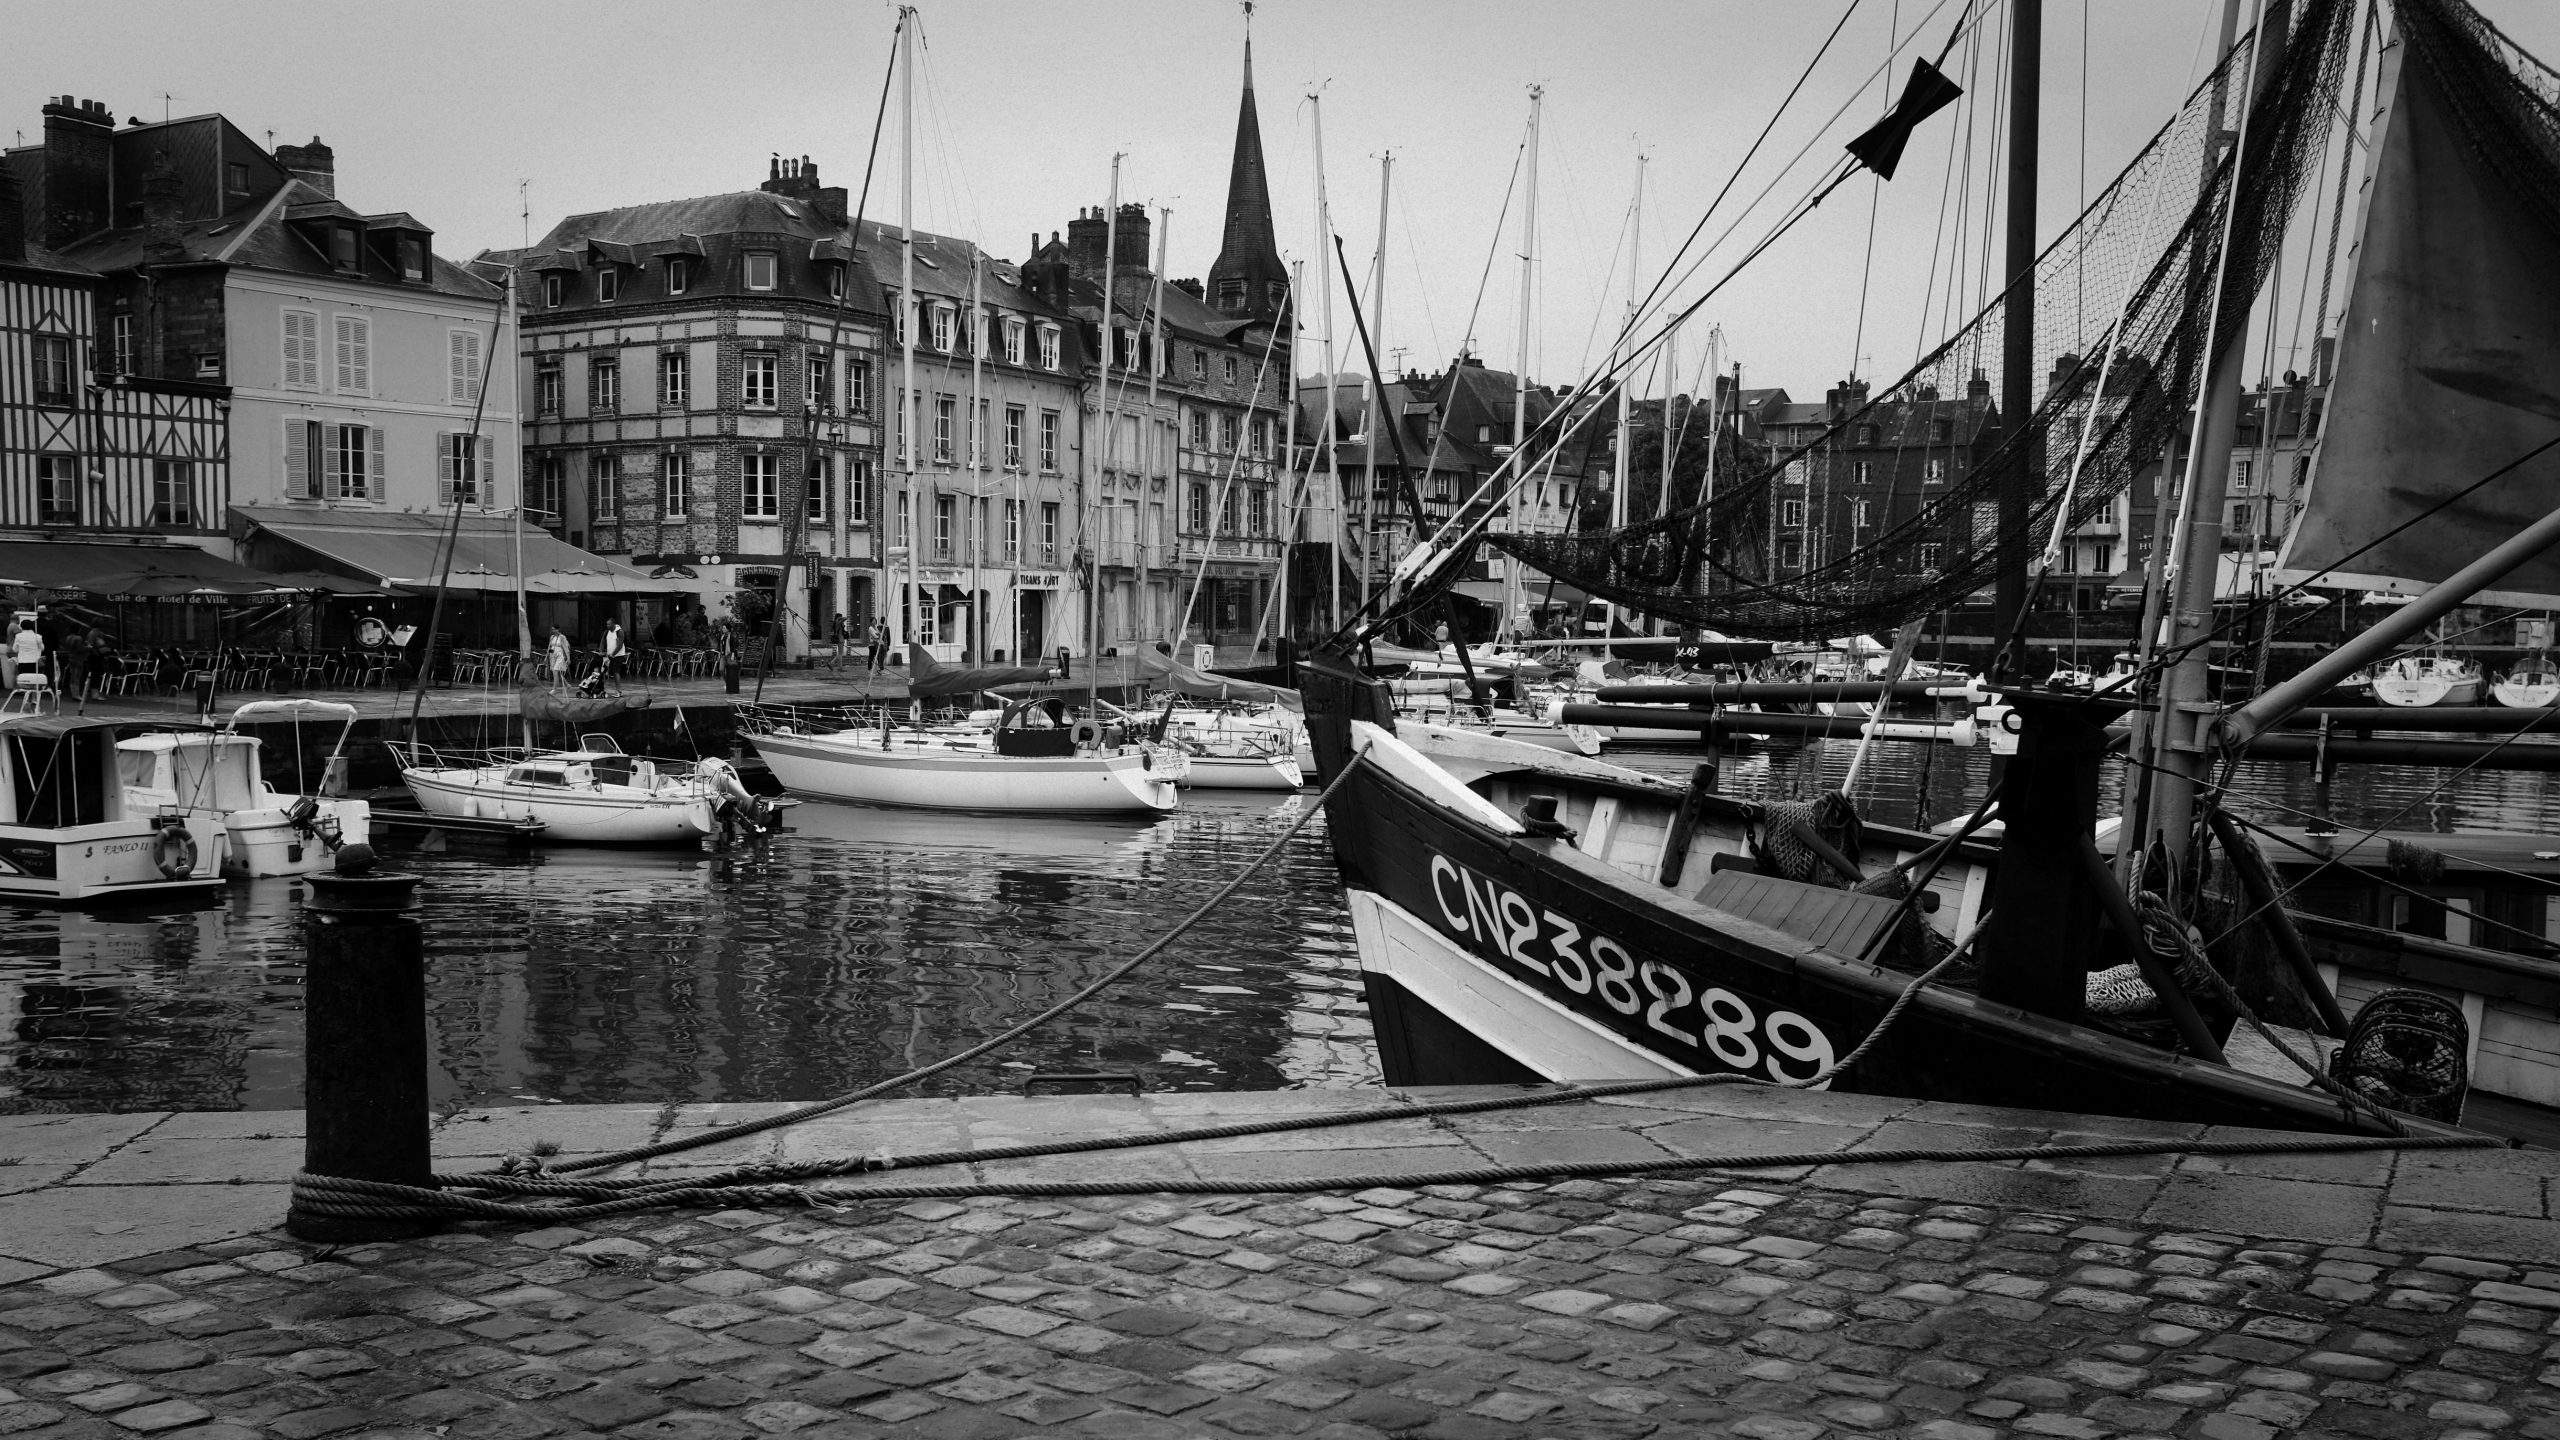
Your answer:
(118, 700), (372, 879)
(2492, 653), (2560, 708)
(2372, 654), (2484, 707)
(398, 734), (731, 844)
(0, 715), (227, 904)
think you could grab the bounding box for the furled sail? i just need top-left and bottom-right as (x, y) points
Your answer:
(1135, 644), (1303, 711)
(905, 643), (1058, 698)
(2278, 0), (2560, 606)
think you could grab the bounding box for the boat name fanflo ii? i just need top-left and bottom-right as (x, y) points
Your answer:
(1300, 0), (2560, 1139)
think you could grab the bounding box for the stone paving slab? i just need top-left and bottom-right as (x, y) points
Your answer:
(0, 1087), (2555, 1438)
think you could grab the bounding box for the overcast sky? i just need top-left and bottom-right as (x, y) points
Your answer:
(14, 1), (2558, 400)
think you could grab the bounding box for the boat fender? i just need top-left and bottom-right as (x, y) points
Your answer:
(153, 823), (199, 880)
(1069, 719), (1105, 750)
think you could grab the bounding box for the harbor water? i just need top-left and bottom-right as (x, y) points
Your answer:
(3, 735), (2553, 1115)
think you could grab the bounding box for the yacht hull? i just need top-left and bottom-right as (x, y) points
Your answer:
(223, 800), (374, 879)
(403, 769), (713, 843)
(0, 814), (228, 905)
(1179, 753), (1306, 790)
(750, 731), (1180, 813)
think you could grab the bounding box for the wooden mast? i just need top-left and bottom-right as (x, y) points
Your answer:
(1991, 0), (2042, 671)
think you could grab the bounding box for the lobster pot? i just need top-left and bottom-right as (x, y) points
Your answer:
(2329, 988), (2470, 1124)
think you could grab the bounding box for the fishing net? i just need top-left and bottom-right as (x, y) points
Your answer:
(1478, 0), (2364, 640)
(2403, 0), (2560, 243)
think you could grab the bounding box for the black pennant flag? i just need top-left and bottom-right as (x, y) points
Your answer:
(1846, 57), (1964, 181)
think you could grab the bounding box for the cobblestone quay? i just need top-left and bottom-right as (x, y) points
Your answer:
(2, 1088), (2557, 1439)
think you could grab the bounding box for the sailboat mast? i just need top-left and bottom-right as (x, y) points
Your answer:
(1511, 86), (1542, 642)
(1091, 154), (1121, 715)
(1612, 153), (1641, 637)
(1310, 94), (1341, 633)
(1280, 258), (1302, 648)
(1991, 0), (2042, 663)
(968, 246), (985, 661)
(2150, 0), (2286, 858)
(899, 7), (920, 668)
(507, 268), (529, 661)
(1361, 154), (1391, 621)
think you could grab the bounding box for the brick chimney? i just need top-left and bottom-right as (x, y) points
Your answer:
(1065, 207), (1109, 281)
(39, 96), (113, 247)
(141, 151), (185, 261)
(273, 136), (335, 198)
(1112, 202), (1151, 272)
(760, 154), (848, 225)
(0, 161), (23, 263)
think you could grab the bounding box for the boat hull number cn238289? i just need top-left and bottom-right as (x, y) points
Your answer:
(1420, 850), (1836, 1081)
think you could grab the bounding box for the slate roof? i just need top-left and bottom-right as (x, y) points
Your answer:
(59, 180), (497, 299)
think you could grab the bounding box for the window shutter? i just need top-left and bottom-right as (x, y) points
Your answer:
(334, 316), (354, 390)
(436, 434), (456, 506)
(351, 318), (370, 392)
(283, 311), (318, 388)
(324, 425), (347, 497)
(479, 438), (494, 502)
(285, 416), (310, 495)
(369, 425), (386, 500)
(450, 330), (482, 405)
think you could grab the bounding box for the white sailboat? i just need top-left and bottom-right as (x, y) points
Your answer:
(399, 736), (739, 844)
(2371, 653), (2484, 707)
(745, 708), (1184, 813)
(118, 700), (372, 879)
(2492, 652), (2560, 708)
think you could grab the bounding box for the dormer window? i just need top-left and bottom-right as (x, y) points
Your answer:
(398, 236), (427, 282)
(596, 267), (619, 303)
(542, 273), (565, 308)
(1003, 319), (1025, 366)
(744, 251), (776, 291)
(825, 263), (846, 301)
(929, 305), (953, 352)
(226, 162), (249, 196)
(667, 256), (692, 295)
(329, 225), (360, 273)
(1038, 325), (1059, 372)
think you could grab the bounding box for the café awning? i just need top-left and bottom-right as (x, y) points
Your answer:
(236, 505), (660, 594)
(0, 540), (279, 597)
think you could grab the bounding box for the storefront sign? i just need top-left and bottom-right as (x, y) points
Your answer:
(1018, 571), (1065, 590)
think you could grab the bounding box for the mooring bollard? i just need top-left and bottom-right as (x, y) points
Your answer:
(287, 844), (437, 1243)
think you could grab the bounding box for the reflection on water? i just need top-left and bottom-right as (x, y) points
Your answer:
(9, 733), (2557, 1115)
(0, 792), (1366, 1114)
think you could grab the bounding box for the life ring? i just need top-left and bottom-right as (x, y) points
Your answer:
(153, 824), (198, 879)
(1068, 719), (1105, 749)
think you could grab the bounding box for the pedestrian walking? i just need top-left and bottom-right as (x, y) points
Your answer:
(59, 625), (93, 714)
(866, 619), (889, 675)
(828, 613), (851, 671)
(600, 620), (628, 694)
(544, 626), (570, 690)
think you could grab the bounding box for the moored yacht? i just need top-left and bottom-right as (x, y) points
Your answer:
(0, 716), (226, 904)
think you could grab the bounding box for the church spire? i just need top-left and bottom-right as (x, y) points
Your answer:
(1207, 6), (1287, 324)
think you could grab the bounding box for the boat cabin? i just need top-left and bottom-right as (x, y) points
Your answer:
(118, 732), (265, 814)
(3, 718), (154, 830)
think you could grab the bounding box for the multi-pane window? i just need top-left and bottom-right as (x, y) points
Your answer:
(1188, 412), (1207, 449)
(1041, 501), (1060, 555)
(152, 460), (194, 526)
(741, 352), (777, 409)
(1112, 328), (1135, 369)
(1223, 355), (1238, 384)
(933, 493), (956, 559)
(1004, 320), (1025, 366)
(1004, 406), (1025, 468)
(825, 263), (846, 300)
(807, 455), (829, 523)
(1218, 415), (1238, 453)
(1248, 489), (1267, 536)
(659, 351), (689, 408)
(1038, 326), (1059, 371)
(591, 358), (619, 413)
(329, 424), (375, 499)
(31, 336), (73, 406)
(447, 328), (481, 405)
(744, 252), (776, 290)
(535, 455), (564, 519)
(541, 272), (565, 307)
(1853, 460), (1872, 487)
(808, 350), (833, 411)
(2233, 459), (2254, 494)
(1919, 543), (1943, 572)
(36, 456), (77, 524)
(892, 298), (907, 347)
(1004, 498), (1021, 556)
(660, 450), (687, 520)
(536, 363), (562, 416)
(929, 306), (953, 352)
(742, 453), (781, 519)
(666, 256), (691, 295)
(933, 396), (955, 462)
(439, 433), (491, 506)
(282, 311), (320, 390)
(1187, 483), (1209, 533)
(847, 458), (870, 523)
(1251, 417), (1270, 459)
(1220, 486), (1240, 536)
(1191, 351), (1206, 380)
(1852, 499), (1872, 527)
(895, 491), (910, 549)
(107, 314), (131, 376)
(1925, 458), (1946, 484)
(848, 359), (872, 414)
(596, 267), (619, 303)
(1039, 411), (1059, 471)
(1781, 498), (1806, 527)
(590, 453), (621, 522)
